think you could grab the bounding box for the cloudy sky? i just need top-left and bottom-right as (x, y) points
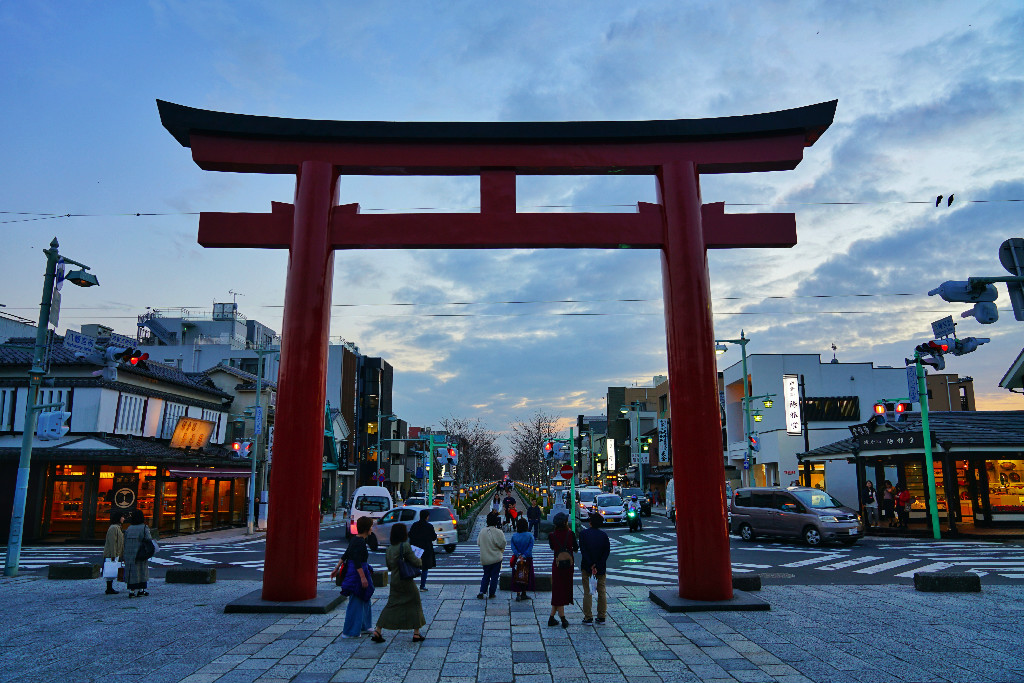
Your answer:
(2, 2), (1022, 456)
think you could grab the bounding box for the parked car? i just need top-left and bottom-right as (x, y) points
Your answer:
(591, 493), (626, 524)
(620, 487), (652, 516)
(346, 486), (393, 539)
(371, 505), (459, 553)
(404, 495), (427, 506)
(730, 486), (862, 547)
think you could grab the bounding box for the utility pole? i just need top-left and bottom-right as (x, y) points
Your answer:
(5, 238), (97, 576)
(247, 346), (277, 535)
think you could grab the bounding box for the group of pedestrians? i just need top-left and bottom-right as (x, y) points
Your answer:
(476, 506), (611, 627)
(862, 479), (914, 529)
(101, 508), (156, 598)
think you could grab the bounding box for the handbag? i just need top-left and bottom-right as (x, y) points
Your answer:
(102, 558), (120, 579)
(514, 557), (530, 585)
(397, 543), (421, 580)
(136, 528), (156, 562)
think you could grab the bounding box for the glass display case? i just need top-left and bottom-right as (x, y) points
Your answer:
(988, 459), (1024, 514)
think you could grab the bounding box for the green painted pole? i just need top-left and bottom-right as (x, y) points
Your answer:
(4, 239), (60, 577)
(915, 354), (942, 540)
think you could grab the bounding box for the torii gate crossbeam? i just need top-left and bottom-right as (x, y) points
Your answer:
(158, 99), (836, 605)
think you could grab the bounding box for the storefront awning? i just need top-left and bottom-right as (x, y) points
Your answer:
(165, 467), (252, 478)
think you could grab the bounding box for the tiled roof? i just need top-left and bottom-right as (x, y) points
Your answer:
(800, 411), (1024, 458)
(200, 363), (277, 391)
(0, 335), (232, 400)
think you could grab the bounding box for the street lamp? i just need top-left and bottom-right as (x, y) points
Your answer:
(5, 238), (98, 577)
(715, 331), (753, 486)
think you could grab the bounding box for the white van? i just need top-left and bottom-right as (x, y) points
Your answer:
(664, 479), (732, 526)
(346, 486), (394, 539)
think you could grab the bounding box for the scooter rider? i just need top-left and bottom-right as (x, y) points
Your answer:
(628, 496), (643, 530)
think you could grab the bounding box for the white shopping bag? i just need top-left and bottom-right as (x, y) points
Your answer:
(102, 559), (120, 579)
(588, 575), (598, 595)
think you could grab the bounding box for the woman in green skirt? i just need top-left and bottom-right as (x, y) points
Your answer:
(370, 522), (426, 643)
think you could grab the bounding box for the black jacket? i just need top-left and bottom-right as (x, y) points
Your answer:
(579, 527), (611, 576)
(408, 519), (437, 570)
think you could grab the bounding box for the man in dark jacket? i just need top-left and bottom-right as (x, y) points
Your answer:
(579, 513), (611, 624)
(408, 509), (437, 591)
(526, 501), (542, 539)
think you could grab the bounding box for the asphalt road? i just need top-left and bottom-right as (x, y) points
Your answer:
(7, 513), (1024, 586)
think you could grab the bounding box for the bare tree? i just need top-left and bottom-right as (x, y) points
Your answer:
(507, 410), (560, 484)
(439, 416), (504, 486)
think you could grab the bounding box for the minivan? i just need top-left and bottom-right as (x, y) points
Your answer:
(346, 486), (394, 539)
(730, 486), (862, 547)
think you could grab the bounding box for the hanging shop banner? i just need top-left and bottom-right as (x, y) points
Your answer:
(783, 374), (802, 435)
(606, 438), (616, 472)
(657, 419), (670, 464)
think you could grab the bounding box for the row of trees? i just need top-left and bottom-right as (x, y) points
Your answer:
(438, 416), (504, 487)
(507, 410), (559, 483)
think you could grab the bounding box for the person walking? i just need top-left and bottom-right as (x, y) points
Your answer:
(527, 500), (542, 539)
(334, 515), (375, 638)
(881, 480), (896, 527)
(371, 523), (426, 643)
(861, 480), (878, 528)
(895, 484), (913, 529)
(409, 508), (437, 592)
(579, 512), (610, 624)
(547, 512), (577, 628)
(477, 511), (506, 599)
(491, 494), (502, 514)
(122, 508), (153, 598)
(102, 510), (126, 595)
(510, 518), (535, 601)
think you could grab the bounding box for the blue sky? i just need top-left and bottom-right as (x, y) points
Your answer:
(2, 1), (1022, 453)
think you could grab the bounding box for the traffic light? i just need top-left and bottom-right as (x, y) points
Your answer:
(239, 441), (251, 458)
(544, 441), (554, 456)
(928, 281), (998, 303)
(37, 410), (72, 440)
(951, 337), (990, 356)
(127, 349), (150, 369)
(104, 346), (131, 363)
(749, 435), (760, 452)
(961, 301), (998, 324)
(914, 340), (949, 371)
(894, 402), (912, 414)
(872, 402), (888, 426)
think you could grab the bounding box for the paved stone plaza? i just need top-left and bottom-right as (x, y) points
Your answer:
(1, 573), (1023, 683)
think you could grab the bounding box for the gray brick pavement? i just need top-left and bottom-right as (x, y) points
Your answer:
(1, 574), (1023, 682)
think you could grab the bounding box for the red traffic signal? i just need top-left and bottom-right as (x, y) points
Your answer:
(129, 350), (149, 366)
(544, 441), (553, 452)
(873, 403), (886, 416)
(895, 402), (912, 414)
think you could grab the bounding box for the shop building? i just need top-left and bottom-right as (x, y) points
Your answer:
(799, 411), (1024, 535)
(0, 336), (245, 542)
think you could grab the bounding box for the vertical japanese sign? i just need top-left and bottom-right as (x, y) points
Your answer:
(606, 438), (616, 472)
(657, 419), (670, 463)
(783, 374), (802, 435)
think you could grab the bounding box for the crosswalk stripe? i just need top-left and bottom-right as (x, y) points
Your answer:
(782, 555), (844, 567)
(817, 556), (883, 571)
(176, 554), (218, 565)
(895, 562), (953, 577)
(853, 558), (920, 574)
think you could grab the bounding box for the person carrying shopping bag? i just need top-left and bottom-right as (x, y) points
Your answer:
(509, 518), (535, 602)
(370, 523), (427, 643)
(101, 510), (126, 595)
(334, 515), (375, 638)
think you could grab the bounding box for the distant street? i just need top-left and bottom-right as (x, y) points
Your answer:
(6, 512), (1024, 586)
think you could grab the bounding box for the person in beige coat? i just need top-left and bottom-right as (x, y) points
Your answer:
(102, 511), (126, 595)
(476, 511), (507, 599)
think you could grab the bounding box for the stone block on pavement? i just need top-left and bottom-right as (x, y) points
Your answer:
(914, 571), (981, 592)
(166, 566), (217, 583)
(499, 571), (551, 591)
(48, 563), (100, 580)
(732, 573), (762, 591)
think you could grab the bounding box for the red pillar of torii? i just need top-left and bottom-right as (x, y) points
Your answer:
(159, 99), (835, 604)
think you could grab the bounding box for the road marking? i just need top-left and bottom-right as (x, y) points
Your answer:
(782, 555), (844, 567)
(817, 556), (883, 571)
(148, 557), (180, 566)
(853, 558), (920, 574)
(175, 554), (219, 565)
(895, 562), (954, 577)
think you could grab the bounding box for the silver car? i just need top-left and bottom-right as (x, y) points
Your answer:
(591, 494), (626, 524)
(371, 505), (459, 553)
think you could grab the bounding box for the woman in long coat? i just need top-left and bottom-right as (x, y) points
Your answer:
(371, 523), (426, 643)
(408, 508), (437, 592)
(102, 510), (126, 595)
(122, 508), (153, 598)
(547, 512), (577, 628)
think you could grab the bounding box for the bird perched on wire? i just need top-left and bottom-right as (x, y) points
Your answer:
(936, 194), (955, 207)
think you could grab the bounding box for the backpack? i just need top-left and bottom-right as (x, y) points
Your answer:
(555, 532), (574, 570)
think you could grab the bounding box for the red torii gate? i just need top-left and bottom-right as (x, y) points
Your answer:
(159, 99), (835, 607)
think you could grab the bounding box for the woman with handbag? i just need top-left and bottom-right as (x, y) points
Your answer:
(101, 510), (126, 595)
(335, 515), (375, 638)
(510, 518), (535, 602)
(370, 523), (426, 643)
(547, 512), (577, 628)
(122, 508), (154, 598)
